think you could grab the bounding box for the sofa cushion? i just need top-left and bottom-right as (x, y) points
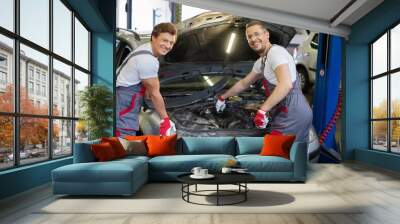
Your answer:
(236, 155), (293, 172)
(148, 154), (235, 172)
(119, 138), (147, 156)
(101, 137), (127, 158)
(52, 160), (145, 183)
(236, 137), (264, 155)
(181, 137), (235, 155)
(260, 134), (296, 159)
(147, 134), (177, 157)
(91, 142), (118, 161)
(73, 140), (100, 163)
(125, 135), (148, 141)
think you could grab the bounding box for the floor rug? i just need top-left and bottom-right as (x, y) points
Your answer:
(38, 183), (362, 214)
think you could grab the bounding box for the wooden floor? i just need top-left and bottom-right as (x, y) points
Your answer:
(1, 162), (400, 224)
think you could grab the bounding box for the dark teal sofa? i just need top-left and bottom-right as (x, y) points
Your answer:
(52, 137), (307, 196)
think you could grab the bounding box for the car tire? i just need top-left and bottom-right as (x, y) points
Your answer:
(297, 66), (311, 93)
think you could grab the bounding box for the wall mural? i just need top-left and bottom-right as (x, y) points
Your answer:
(116, 12), (322, 161)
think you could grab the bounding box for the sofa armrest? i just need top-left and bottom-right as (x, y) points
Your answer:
(289, 142), (308, 181)
(73, 140), (100, 163)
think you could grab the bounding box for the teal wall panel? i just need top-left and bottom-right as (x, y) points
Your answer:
(345, 0), (400, 171)
(0, 158), (72, 199)
(92, 32), (114, 87)
(355, 149), (400, 172)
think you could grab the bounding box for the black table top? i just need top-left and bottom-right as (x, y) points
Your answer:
(177, 172), (255, 185)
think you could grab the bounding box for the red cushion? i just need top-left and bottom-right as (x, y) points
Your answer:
(91, 142), (118, 161)
(125, 135), (148, 141)
(146, 134), (177, 157)
(101, 137), (127, 158)
(259, 134), (296, 159)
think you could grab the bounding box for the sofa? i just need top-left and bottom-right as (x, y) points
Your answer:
(52, 137), (307, 196)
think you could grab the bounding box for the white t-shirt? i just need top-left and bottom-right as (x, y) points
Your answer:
(251, 45), (297, 85)
(116, 43), (159, 87)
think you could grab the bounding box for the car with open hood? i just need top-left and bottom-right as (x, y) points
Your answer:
(116, 12), (320, 160)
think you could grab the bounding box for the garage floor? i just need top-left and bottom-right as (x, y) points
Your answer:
(0, 162), (399, 224)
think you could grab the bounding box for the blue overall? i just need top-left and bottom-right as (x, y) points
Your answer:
(116, 50), (152, 137)
(261, 56), (313, 142)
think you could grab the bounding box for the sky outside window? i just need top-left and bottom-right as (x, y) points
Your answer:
(372, 33), (387, 76)
(20, 0), (49, 49)
(0, 0), (14, 31)
(53, 0), (72, 60)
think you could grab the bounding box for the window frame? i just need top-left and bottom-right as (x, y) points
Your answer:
(370, 20), (400, 154)
(0, 0), (92, 171)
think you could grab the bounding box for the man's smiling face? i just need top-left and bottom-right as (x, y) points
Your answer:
(152, 32), (176, 57)
(246, 25), (270, 55)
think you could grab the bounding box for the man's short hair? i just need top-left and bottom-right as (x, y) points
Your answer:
(151, 23), (177, 40)
(246, 21), (268, 31)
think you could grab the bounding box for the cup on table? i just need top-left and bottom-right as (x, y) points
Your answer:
(191, 167), (202, 176)
(221, 167), (232, 174)
(199, 168), (208, 176)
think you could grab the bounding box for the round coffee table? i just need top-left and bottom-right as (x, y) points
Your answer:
(177, 172), (255, 206)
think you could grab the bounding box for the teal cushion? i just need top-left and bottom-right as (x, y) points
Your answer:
(149, 154), (235, 172)
(181, 137), (235, 155)
(236, 155), (293, 172)
(236, 137), (264, 155)
(52, 159), (146, 182)
(73, 139), (100, 163)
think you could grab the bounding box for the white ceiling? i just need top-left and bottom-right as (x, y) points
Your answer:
(171, 0), (384, 37)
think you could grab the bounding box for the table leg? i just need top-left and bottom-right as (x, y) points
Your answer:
(245, 183), (247, 201)
(217, 184), (219, 206)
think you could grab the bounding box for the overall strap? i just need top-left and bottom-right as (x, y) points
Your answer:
(116, 50), (153, 76)
(260, 44), (276, 72)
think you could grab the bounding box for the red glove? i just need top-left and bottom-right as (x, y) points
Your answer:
(159, 117), (176, 136)
(254, 109), (270, 129)
(215, 95), (226, 113)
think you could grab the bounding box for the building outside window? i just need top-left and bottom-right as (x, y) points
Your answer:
(0, 0), (91, 170)
(371, 23), (400, 154)
(28, 81), (34, 94)
(0, 54), (7, 90)
(41, 73), (46, 83)
(35, 83), (40, 95)
(28, 67), (34, 80)
(41, 85), (46, 97)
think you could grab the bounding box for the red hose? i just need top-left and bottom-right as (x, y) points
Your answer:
(319, 90), (342, 144)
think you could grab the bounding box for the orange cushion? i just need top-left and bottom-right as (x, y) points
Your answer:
(259, 134), (296, 159)
(125, 135), (148, 141)
(91, 142), (118, 161)
(146, 134), (177, 157)
(101, 137), (126, 158)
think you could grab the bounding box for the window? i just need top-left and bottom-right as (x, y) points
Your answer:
(41, 85), (46, 97)
(0, 0), (91, 170)
(0, 35), (13, 113)
(28, 67), (34, 80)
(35, 70), (41, 81)
(74, 17), (89, 70)
(0, 54), (7, 67)
(0, 0), (14, 32)
(0, 54), (7, 87)
(53, 0), (72, 60)
(0, 71), (6, 85)
(20, 0), (49, 49)
(53, 59), (72, 116)
(28, 81), (34, 94)
(35, 84), (40, 95)
(371, 23), (400, 154)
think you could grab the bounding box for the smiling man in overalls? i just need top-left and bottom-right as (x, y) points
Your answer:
(116, 23), (177, 137)
(216, 21), (312, 142)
